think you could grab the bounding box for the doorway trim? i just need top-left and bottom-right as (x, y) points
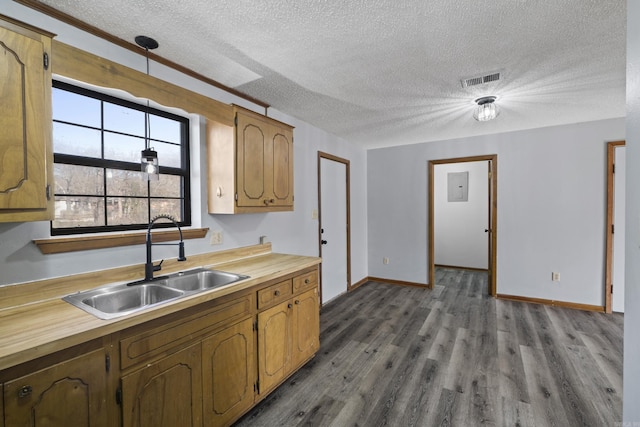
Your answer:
(428, 154), (498, 296)
(317, 152), (352, 304)
(605, 140), (625, 313)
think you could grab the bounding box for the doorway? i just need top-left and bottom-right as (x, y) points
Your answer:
(605, 140), (625, 313)
(318, 152), (351, 304)
(428, 155), (497, 295)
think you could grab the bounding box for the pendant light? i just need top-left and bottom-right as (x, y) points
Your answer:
(473, 96), (500, 122)
(135, 35), (160, 181)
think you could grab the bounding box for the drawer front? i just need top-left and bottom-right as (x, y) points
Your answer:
(120, 294), (252, 370)
(257, 279), (292, 309)
(293, 270), (318, 292)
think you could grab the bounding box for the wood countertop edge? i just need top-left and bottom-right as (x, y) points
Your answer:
(0, 252), (321, 371)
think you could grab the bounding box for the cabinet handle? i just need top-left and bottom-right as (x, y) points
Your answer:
(264, 199), (270, 205)
(274, 290), (280, 296)
(288, 303), (293, 309)
(295, 300), (300, 305)
(304, 279), (310, 284)
(18, 385), (32, 398)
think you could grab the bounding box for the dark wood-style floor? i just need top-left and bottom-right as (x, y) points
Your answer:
(235, 268), (623, 426)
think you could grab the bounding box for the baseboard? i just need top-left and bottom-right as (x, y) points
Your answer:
(435, 264), (488, 272)
(367, 276), (430, 288)
(496, 293), (605, 313)
(349, 277), (369, 291)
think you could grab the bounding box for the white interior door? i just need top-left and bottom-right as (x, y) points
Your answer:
(320, 158), (348, 304)
(612, 146), (626, 313)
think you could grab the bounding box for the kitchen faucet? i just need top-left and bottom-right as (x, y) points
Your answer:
(144, 214), (186, 282)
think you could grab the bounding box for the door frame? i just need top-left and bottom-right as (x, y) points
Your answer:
(428, 154), (498, 296)
(317, 152), (352, 304)
(605, 140), (625, 313)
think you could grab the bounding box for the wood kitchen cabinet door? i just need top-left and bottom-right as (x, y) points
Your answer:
(4, 348), (108, 427)
(291, 288), (320, 369)
(257, 300), (291, 394)
(236, 110), (292, 209)
(121, 343), (203, 427)
(0, 17), (53, 222)
(202, 317), (256, 427)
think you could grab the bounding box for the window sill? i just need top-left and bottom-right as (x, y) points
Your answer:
(34, 228), (209, 255)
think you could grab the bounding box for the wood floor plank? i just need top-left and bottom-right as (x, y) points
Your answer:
(234, 269), (623, 426)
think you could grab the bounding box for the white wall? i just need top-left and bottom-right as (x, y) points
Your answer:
(0, 1), (368, 287)
(624, 0), (640, 422)
(434, 161), (488, 269)
(368, 118), (625, 305)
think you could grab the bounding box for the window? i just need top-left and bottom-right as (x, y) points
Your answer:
(51, 80), (191, 235)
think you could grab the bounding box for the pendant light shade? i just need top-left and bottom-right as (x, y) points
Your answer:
(141, 148), (159, 180)
(136, 35), (159, 181)
(473, 96), (500, 122)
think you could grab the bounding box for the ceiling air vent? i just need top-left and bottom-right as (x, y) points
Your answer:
(461, 72), (501, 88)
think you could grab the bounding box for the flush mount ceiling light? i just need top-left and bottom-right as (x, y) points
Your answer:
(136, 35), (160, 181)
(473, 96), (500, 122)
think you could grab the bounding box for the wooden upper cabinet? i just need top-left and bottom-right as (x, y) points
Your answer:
(207, 106), (294, 214)
(0, 15), (54, 222)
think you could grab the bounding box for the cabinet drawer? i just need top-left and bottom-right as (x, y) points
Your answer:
(293, 270), (318, 292)
(257, 280), (292, 309)
(120, 294), (252, 370)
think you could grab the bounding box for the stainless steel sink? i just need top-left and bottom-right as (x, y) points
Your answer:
(63, 268), (249, 320)
(164, 269), (249, 292)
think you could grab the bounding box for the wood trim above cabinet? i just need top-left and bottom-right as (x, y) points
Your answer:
(33, 228), (209, 254)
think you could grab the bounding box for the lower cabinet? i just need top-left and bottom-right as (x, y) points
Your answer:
(202, 317), (256, 427)
(257, 286), (319, 396)
(121, 343), (203, 427)
(3, 348), (109, 427)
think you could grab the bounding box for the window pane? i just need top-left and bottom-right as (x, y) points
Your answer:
(150, 115), (182, 144)
(107, 197), (149, 225)
(54, 164), (104, 195)
(151, 174), (182, 198)
(53, 123), (102, 158)
(151, 199), (182, 221)
(104, 102), (145, 136)
(53, 196), (105, 228)
(52, 88), (101, 127)
(106, 169), (148, 197)
(104, 132), (145, 163)
(153, 141), (182, 168)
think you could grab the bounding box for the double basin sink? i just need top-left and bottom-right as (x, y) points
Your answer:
(63, 268), (249, 320)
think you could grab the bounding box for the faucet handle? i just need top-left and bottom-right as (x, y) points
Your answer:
(153, 259), (164, 272)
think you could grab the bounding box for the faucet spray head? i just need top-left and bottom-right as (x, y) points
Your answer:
(178, 241), (187, 262)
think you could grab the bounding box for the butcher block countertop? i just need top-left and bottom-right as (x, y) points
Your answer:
(0, 243), (320, 371)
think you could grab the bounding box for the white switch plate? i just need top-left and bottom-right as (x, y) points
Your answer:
(210, 231), (223, 245)
(312, 209), (318, 220)
(551, 272), (560, 281)
(383, 257), (390, 265)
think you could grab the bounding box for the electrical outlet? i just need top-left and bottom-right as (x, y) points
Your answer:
(551, 272), (560, 282)
(210, 231), (223, 245)
(383, 257), (390, 265)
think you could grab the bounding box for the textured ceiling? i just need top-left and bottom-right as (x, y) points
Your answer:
(38, 0), (626, 149)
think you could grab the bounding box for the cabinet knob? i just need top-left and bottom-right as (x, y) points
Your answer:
(274, 290), (280, 296)
(295, 300), (300, 305)
(304, 279), (310, 284)
(18, 385), (32, 398)
(288, 303), (293, 309)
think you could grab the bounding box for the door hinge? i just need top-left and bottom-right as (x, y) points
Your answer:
(612, 224), (615, 234)
(46, 184), (51, 200)
(254, 381), (260, 394)
(105, 354), (111, 372)
(613, 164), (616, 174)
(235, 193), (238, 201)
(234, 116), (238, 126)
(43, 52), (49, 70)
(611, 284), (613, 293)
(115, 388), (122, 405)
(253, 320), (258, 331)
